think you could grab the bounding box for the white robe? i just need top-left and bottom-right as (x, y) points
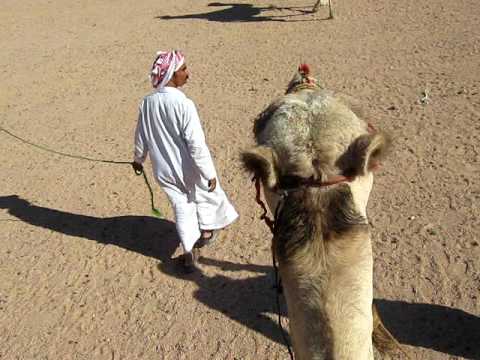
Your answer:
(133, 86), (238, 252)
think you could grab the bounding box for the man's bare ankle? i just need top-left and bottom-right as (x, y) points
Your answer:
(201, 230), (213, 239)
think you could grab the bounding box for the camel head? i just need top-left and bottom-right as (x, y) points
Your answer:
(242, 65), (395, 360)
(242, 65), (389, 220)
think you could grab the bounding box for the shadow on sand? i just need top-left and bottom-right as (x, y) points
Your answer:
(156, 2), (327, 23)
(160, 256), (290, 346)
(0, 195), (290, 347)
(4, 196), (479, 356)
(375, 299), (480, 359)
(0, 194), (179, 262)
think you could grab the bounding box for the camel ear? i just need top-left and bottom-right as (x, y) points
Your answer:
(337, 132), (390, 177)
(241, 146), (278, 189)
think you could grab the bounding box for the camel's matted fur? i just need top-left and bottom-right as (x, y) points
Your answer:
(242, 65), (397, 359)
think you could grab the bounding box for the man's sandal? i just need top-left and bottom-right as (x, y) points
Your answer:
(195, 230), (219, 248)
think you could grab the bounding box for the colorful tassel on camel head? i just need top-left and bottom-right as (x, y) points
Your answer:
(298, 63), (310, 76)
(286, 63), (318, 94)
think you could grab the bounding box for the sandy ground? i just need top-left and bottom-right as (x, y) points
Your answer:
(1, 0), (479, 359)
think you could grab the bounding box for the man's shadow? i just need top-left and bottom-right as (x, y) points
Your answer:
(156, 2), (320, 23)
(0, 195), (179, 262)
(160, 256), (290, 346)
(375, 299), (480, 359)
(1, 195), (289, 346)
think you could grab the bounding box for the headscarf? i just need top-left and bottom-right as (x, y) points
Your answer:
(150, 50), (185, 89)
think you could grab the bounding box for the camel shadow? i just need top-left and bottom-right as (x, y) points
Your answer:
(375, 299), (480, 359)
(159, 256), (290, 347)
(0, 195), (179, 262)
(156, 2), (325, 23)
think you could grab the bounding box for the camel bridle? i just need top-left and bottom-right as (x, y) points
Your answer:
(252, 173), (354, 235)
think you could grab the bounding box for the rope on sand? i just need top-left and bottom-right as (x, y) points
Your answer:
(0, 125), (162, 217)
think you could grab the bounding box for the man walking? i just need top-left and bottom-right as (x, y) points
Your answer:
(133, 50), (238, 272)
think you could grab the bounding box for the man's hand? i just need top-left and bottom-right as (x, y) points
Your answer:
(132, 161), (143, 175)
(208, 178), (217, 192)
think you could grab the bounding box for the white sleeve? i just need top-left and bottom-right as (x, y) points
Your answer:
(182, 99), (217, 180)
(133, 102), (148, 163)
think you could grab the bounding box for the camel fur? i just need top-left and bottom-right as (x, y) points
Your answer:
(242, 65), (398, 359)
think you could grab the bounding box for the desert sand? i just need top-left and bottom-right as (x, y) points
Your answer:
(1, 0), (479, 359)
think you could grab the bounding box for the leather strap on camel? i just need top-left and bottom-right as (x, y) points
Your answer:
(253, 174), (354, 234)
(253, 176), (275, 233)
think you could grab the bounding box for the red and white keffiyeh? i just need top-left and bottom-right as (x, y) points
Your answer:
(150, 50), (185, 89)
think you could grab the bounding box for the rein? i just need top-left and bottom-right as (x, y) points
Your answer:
(0, 125), (161, 217)
(253, 176), (275, 233)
